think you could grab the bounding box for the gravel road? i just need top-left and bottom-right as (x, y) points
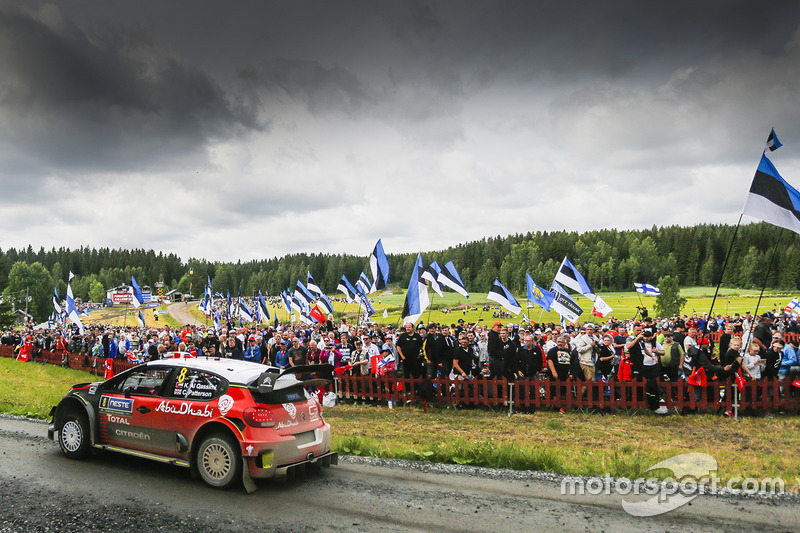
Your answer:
(166, 301), (204, 327)
(1, 416), (796, 532)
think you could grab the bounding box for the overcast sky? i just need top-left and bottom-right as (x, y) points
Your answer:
(1, 1), (800, 264)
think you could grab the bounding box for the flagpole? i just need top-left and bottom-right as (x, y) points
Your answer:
(752, 227), (784, 319)
(703, 214), (744, 337)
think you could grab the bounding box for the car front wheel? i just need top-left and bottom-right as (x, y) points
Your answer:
(196, 433), (242, 489)
(59, 412), (90, 459)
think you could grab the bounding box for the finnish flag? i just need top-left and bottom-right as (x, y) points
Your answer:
(634, 283), (661, 295)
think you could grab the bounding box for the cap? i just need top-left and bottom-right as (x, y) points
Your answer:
(761, 312), (773, 319)
(280, 339), (288, 344)
(249, 336), (255, 341)
(381, 344), (391, 353)
(493, 321), (502, 327)
(544, 328), (552, 333)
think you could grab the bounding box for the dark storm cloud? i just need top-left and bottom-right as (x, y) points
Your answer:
(0, 6), (261, 176)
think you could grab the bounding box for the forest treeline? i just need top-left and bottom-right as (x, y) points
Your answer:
(0, 222), (794, 321)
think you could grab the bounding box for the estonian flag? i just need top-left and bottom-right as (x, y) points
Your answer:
(634, 283), (661, 295)
(53, 287), (62, 315)
(258, 291), (271, 321)
(129, 276), (144, 308)
(281, 291), (292, 314)
(226, 291), (232, 319)
(137, 311), (146, 328)
(401, 254), (430, 325)
(356, 272), (372, 296)
(554, 257), (595, 301)
(214, 313), (222, 332)
(421, 261), (444, 297)
(316, 292), (334, 316)
(369, 239), (390, 292)
(239, 301), (255, 323)
(743, 153), (800, 236)
(337, 275), (357, 303)
(487, 279), (521, 315)
(437, 261), (469, 298)
(307, 272), (323, 296)
(526, 273), (554, 312)
(295, 281), (315, 307)
(550, 281), (583, 323)
(766, 128), (782, 152)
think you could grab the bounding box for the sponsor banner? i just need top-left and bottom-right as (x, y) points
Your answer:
(99, 395), (134, 415)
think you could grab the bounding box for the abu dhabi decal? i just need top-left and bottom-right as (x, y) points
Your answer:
(155, 400), (213, 418)
(99, 395), (134, 415)
(218, 395), (234, 416)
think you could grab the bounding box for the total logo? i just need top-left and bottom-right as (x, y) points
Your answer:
(105, 414), (130, 425)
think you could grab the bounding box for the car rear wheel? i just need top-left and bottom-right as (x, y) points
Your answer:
(59, 412), (90, 459)
(196, 433), (241, 489)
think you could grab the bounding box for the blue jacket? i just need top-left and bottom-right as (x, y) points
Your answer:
(780, 345), (798, 371)
(243, 345), (261, 363)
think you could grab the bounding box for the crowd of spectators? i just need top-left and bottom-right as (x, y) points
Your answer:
(3, 307), (799, 415)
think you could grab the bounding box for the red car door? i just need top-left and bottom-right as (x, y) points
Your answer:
(97, 366), (176, 455)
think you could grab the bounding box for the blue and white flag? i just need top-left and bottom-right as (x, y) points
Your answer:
(137, 311), (146, 328)
(526, 273), (554, 312)
(401, 254), (430, 325)
(53, 287), (62, 315)
(316, 292), (334, 316)
(65, 283), (84, 334)
(129, 276), (144, 308)
(357, 291), (375, 317)
(369, 239), (390, 292)
(226, 291), (233, 319)
(281, 291), (292, 314)
(554, 257), (595, 301)
(295, 280), (316, 307)
(337, 275), (357, 303)
(421, 261), (443, 297)
(784, 297), (800, 316)
(487, 279), (521, 315)
(239, 301), (255, 323)
(766, 128), (782, 153)
(742, 153), (800, 236)
(634, 283), (661, 295)
(356, 272), (372, 296)
(307, 272), (323, 296)
(258, 291), (271, 321)
(214, 313), (222, 332)
(81, 308), (90, 318)
(437, 261), (469, 298)
(550, 281), (583, 323)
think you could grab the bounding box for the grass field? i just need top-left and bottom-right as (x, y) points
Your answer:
(4, 357), (799, 489)
(120, 287), (798, 329)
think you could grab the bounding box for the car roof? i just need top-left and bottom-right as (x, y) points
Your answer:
(147, 355), (277, 385)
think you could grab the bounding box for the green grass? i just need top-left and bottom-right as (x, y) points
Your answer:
(3, 357), (800, 489)
(0, 358), (96, 418)
(325, 403), (800, 489)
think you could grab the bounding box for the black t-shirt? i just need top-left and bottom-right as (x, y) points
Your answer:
(514, 345), (544, 377)
(722, 348), (741, 377)
(718, 333), (732, 358)
(762, 348), (782, 379)
(338, 342), (354, 365)
(596, 344), (614, 376)
(753, 322), (772, 352)
(397, 332), (424, 360)
(453, 345), (477, 377)
(547, 346), (572, 380)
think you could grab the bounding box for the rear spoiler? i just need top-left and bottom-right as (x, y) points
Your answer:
(255, 364), (334, 393)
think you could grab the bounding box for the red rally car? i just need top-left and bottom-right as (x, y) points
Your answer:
(48, 354), (337, 491)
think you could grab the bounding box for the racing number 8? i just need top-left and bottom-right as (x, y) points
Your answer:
(177, 368), (188, 383)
